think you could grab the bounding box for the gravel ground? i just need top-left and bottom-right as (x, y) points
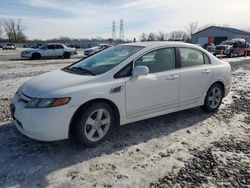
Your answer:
(0, 50), (250, 188)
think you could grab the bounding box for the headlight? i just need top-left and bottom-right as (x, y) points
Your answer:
(26, 97), (71, 108)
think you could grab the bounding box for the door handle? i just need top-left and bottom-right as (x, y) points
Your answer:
(166, 75), (179, 80)
(202, 69), (211, 74)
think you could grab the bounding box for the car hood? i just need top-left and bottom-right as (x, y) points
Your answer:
(216, 45), (232, 48)
(85, 47), (98, 51)
(20, 69), (96, 98)
(22, 48), (40, 53)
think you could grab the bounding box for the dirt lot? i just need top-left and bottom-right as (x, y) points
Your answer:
(0, 49), (249, 188)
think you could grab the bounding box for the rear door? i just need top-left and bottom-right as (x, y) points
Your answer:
(54, 44), (64, 56)
(179, 47), (213, 107)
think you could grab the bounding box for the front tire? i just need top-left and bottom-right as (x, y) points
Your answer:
(31, 53), (41, 60)
(63, 52), (71, 59)
(202, 83), (223, 112)
(73, 103), (114, 147)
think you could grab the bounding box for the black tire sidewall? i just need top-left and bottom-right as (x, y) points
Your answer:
(73, 102), (114, 147)
(32, 53), (41, 60)
(203, 84), (223, 112)
(63, 52), (70, 59)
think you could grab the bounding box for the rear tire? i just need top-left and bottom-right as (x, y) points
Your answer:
(73, 102), (114, 147)
(202, 83), (223, 112)
(227, 51), (233, 58)
(63, 52), (71, 59)
(31, 53), (41, 60)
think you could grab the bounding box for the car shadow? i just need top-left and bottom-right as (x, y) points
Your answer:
(0, 107), (214, 187)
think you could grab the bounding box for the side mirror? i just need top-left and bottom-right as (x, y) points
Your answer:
(132, 66), (149, 77)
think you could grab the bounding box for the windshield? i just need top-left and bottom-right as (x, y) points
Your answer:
(68, 45), (143, 75)
(39, 44), (47, 49)
(221, 41), (234, 45)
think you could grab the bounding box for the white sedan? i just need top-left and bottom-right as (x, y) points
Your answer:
(11, 42), (231, 147)
(20, 43), (77, 59)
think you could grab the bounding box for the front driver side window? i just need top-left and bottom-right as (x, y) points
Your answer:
(134, 48), (175, 73)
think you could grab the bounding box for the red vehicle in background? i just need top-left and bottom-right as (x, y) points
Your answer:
(214, 38), (249, 58)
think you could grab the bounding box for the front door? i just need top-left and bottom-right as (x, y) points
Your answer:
(44, 44), (56, 57)
(125, 47), (180, 119)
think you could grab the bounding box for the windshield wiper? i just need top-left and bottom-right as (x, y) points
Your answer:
(70, 67), (96, 75)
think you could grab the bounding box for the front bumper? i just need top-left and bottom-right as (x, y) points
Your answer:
(20, 53), (32, 58)
(11, 94), (77, 141)
(214, 50), (230, 55)
(71, 51), (77, 55)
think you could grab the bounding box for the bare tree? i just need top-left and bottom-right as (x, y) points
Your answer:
(59, 36), (71, 44)
(147, 32), (156, 41)
(140, 33), (148, 41)
(169, 30), (190, 42)
(185, 22), (198, 36)
(4, 18), (27, 42)
(156, 31), (166, 41)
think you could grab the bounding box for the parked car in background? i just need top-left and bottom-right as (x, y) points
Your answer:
(84, 44), (112, 56)
(214, 39), (248, 58)
(84, 46), (100, 56)
(203, 43), (216, 54)
(3, 43), (16, 50)
(0, 44), (3, 48)
(98, 43), (112, 50)
(20, 43), (77, 59)
(11, 42), (231, 147)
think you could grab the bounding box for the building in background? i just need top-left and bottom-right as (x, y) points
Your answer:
(191, 26), (250, 45)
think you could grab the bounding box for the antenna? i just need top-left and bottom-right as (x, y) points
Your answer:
(112, 21), (116, 41)
(119, 19), (124, 41)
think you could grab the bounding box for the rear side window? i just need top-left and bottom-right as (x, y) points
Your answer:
(204, 54), (210, 64)
(47, 45), (55, 49)
(55, 45), (64, 49)
(180, 48), (208, 67)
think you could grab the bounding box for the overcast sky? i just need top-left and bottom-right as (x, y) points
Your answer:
(0, 0), (249, 40)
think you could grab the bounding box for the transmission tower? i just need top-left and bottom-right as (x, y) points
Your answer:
(119, 19), (124, 41)
(112, 21), (116, 41)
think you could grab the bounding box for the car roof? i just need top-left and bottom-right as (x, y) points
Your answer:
(47, 43), (65, 45)
(118, 41), (197, 48)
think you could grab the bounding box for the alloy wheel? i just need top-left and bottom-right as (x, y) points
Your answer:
(84, 108), (111, 142)
(208, 86), (222, 109)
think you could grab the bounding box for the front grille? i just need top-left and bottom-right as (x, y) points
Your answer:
(215, 46), (225, 51)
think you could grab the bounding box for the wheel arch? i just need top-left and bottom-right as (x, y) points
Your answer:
(207, 81), (225, 97)
(32, 52), (41, 57)
(68, 98), (121, 138)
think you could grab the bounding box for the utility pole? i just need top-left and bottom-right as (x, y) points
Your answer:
(119, 19), (124, 41)
(112, 21), (116, 41)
